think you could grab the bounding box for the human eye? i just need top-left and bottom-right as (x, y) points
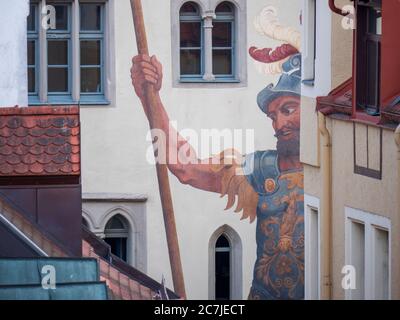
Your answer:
(282, 104), (297, 115)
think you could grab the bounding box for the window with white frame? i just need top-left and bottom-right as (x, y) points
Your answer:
(301, 0), (316, 86)
(27, 0), (109, 105)
(172, 0), (247, 86)
(345, 207), (390, 300)
(304, 195), (320, 300)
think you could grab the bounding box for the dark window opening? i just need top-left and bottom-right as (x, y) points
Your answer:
(82, 217), (89, 228)
(215, 2), (234, 14)
(104, 215), (129, 262)
(215, 235), (230, 300)
(356, 0), (382, 115)
(180, 2), (199, 14)
(104, 237), (127, 262)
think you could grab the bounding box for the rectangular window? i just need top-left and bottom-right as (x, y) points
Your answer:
(27, 0), (108, 105)
(180, 20), (203, 76)
(212, 21), (234, 76)
(345, 207), (390, 300)
(356, 0), (382, 115)
(304, 195), (320, 300)
(374, 228), (389, 299)
(349, 220), (365, 299)
(47, 3), (72, 101)
(302, 0), (316, 86)
(80, 3), (104, 102)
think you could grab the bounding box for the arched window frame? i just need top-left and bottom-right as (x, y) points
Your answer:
(171, 0), (247, 87)
(208, 225), (243, 300)
(179, 2), (204, 79)
(213, 2), (236, 78)
(103, 213), (131, 264)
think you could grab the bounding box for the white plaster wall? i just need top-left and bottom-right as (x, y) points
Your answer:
(80, 0), (301, 299)
(0, 0), (29, 107)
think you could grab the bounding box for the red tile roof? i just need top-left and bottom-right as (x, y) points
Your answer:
(0, 106), (80, 177)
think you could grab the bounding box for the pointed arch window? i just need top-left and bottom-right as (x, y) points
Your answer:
(104, 214), (129, 262)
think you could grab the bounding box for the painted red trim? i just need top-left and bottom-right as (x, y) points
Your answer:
(353, 112), (380, 125)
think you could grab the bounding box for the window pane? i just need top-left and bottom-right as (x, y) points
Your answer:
(105, 216), (126, 230)
(48, 68), (68, 92)
(104, 237), (127, 262)
(180, 22), (201, 47)
(180, 49), (201, 75)
(81, 40), (101, 65)
(80, 4), (101, 31)
(27, 5), (36, 31)
(48, 40), (68, 65)
(27, 41), (35, 65)
(366, 39), (380, 108)
(180, 2), (199, 14)
(216, 2), (234, 14)
(81, 67), (101, 93)
(216, 235), (230, 248)
(28, 68), (36, 93)
(369, 9), (382, 35)
(215, 251), (230, 300)
(374, 228), (389, 300)
(213, 50), (232, 75)
(213, 22), (232, 47)
(350, 221), (365, 299)
(53, 4), (69, 30)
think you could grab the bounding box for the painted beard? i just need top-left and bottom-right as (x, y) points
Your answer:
(276, 135), (300, 157)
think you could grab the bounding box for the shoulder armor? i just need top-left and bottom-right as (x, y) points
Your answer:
(243, 150), (280, 195)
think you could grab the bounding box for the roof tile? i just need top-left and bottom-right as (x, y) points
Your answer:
(0, 106), (80, 177)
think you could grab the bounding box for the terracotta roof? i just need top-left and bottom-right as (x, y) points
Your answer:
(82, 228), (179, 300)
(0, 106), (80, 177)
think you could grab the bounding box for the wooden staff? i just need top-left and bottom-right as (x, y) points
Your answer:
(129, 0), (186, 299)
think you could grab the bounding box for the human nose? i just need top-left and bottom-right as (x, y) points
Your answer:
(275, 112), (286, 131)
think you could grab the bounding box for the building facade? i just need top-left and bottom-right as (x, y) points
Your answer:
(75, 0), (302, 299)
(301, 0), (400, 299)
(0, 0), (178, 300)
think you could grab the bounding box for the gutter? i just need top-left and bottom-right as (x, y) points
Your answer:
(318, 112), (333, 299)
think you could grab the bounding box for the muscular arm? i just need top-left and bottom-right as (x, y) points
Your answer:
(131, 54), (224, 193)
(148, 93), (224, 193)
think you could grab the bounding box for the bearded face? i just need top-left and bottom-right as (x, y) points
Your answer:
(265, 95), (301, 157)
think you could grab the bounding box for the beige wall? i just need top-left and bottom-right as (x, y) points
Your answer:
(331, 120), (398, 299)
(331, 0), (353, 88)
(301, 0), (399, 299)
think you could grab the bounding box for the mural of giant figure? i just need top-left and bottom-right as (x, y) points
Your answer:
(131, 6), (304, 300)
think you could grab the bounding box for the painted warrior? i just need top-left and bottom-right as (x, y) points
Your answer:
(131, 6), (304, 300)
